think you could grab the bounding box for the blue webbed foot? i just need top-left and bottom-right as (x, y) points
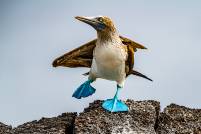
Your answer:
(102, 98), (128, 112)
(102, 85), (128, 112)
(72, 80), (95, 99)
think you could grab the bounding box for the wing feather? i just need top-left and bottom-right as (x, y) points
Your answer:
(120, 36), (147, 52)
(52, 36), (147, 69)
(125, 44), (135, 76)
(52, 39), (96, 68)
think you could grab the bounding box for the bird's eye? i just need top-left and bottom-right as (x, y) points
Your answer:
(97, 17), (103, 22)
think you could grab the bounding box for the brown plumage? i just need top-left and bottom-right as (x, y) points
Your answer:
(52, 35), (152, 81)
(53, 16), (153, 112)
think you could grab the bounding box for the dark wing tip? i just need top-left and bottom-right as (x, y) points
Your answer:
(120, 35), (148, 50)
(142, 46), (148, 49)
(52, 59), (58, 67)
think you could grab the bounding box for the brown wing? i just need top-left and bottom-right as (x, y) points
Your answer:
(125, 44), (135, 76)
(121, 35), (147, 76)
(120, 36), (147, 52)
(52, 35), (147, 69)
(123, 37), (152, 81)
(52, 39), (96, 68)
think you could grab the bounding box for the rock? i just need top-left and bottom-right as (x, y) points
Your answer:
(156, 103), (201, 134)
(74, 100), (160, 134)
(0, 122), (12, 134)
(1, 100), (201, 134)
(12, 112), (76, 134)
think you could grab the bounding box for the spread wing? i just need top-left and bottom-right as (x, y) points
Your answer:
(122, 36), (152, 81)
(120, 36), (147, 52)
(124, 45), (152, 81)
(52, 36), (147, 68)
(121, 35), (147, 76)
(52, 39), (96, 68)
(125, 44), (135, 75)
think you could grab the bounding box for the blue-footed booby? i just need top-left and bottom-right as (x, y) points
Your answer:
(52, 16), (152, 112)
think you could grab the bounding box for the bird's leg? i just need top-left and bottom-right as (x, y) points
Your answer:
(102, 85), (128, 112)
(72, 79), (96, 99)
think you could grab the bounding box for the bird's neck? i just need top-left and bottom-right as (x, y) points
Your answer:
(97, 30), (121, 44)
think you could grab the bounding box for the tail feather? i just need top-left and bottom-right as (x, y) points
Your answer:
(130, 70), (153, 81)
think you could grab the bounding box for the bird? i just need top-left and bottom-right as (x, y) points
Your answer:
(52, 16), (152, 112)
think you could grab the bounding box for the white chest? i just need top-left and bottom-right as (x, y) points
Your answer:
(94, 43), (126, 66)
(91, 41), (127, 81)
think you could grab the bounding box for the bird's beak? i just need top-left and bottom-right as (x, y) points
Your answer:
(75, 16), (105, 30)
(75, 16), (96, 25)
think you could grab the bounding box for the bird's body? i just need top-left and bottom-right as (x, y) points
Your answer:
(52, 16), (152, 112)
(89, 31), (127, 87)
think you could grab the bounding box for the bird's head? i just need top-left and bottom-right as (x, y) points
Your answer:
(75, 16), (116, 34)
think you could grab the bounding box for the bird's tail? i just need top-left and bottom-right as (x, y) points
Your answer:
(83, 70), (152, 81)
(130, 70), (153, 81)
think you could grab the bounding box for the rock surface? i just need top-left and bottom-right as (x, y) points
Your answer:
(0, 122), (12, 134)
(0, 100), (200, 134)
(75, 100), (160, 134)
(156, 104), (201, 134)
(0, 113), (76, 134)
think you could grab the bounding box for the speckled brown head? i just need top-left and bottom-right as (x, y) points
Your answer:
(75, 16), (117, 34)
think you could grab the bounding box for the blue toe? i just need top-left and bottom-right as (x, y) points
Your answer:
(102, 99), (128, 112)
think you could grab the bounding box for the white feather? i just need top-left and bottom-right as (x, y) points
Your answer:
(89, 38), (127, 87)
